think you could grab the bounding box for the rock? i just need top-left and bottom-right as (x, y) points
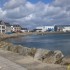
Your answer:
(28, 48), (37, 57)
(34, 49), (64, 64)
(14, 45), (31, 56)
(61, 57), (70, 65)
(1, 41), (64, 64)
(2, 43), (14, 51)
(15, 45), (37, 56)
(54, 50), (64, 64)
(43, 50), (64, 64)
(34, 49), (52, 61)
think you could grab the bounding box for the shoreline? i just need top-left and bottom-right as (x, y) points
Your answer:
(0, 32), (70, 70)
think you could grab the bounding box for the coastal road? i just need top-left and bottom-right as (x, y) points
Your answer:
(0, 56), (27, 70)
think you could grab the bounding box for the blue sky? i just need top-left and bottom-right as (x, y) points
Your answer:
(0, 0), (70, 29)
(0, 0), (9, 7)
(0, 0), (53, 7)
(27, 0), (53, 4)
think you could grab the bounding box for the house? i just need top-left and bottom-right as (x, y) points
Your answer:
(0, 21), (12, 33)
(54, 25), (70, 32)
(0, 21), (6, 33)
(21, 28), (28, 32)
(11, 25), (21, 32)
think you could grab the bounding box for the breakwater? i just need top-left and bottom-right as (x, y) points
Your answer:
(0, 41), (64, 64)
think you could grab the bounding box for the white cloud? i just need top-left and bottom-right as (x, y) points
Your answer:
(0, 8), (6, 19)
(0, 0), (70, 28)
(4, 0), (26, 9)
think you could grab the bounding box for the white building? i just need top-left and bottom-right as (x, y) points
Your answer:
(36, 26), (54, 32)
(0, 25), (6, 33)
(0, 21), (6, 33)
(63, 27), (70, 32)
(55, 25), (70, 32)
(11, 25), (21, 32)
(0, 21), (12, 33)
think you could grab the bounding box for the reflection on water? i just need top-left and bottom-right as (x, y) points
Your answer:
(5, 34), (70, 56)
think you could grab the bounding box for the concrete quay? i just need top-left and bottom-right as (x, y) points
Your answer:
(0, 55), (27, 70)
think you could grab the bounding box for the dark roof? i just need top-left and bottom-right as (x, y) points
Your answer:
(55, 25), (70, 27)
(34, 29), (42, 30)
(0, 20), (11, 26)
(13, 25), (21, 27)
(21, 28), (28, 30)
(0, 20), (5, 25)
(5, 23), (11, 26)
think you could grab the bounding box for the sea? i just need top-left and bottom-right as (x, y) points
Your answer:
(5, 33), (70, 56)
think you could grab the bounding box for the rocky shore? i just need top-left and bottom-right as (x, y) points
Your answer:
(0, 41), (64, 64)
(0, 33), (70, 70)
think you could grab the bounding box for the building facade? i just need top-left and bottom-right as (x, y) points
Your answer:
(11, 25), (21, 32)
(36, 26), (54, 32)
(54, 25), (70, 32)
(0, 21), (6, 33)
(5, 23), (11, 33)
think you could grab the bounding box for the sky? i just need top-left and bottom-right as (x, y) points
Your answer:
(0, 0), (70, 29)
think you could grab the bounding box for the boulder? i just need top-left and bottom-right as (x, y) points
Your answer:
(43, 50), (64, 64)
(54, 50), (64, 64)
(28, 48), (37, 57)
(34, 49), (53, 61)
(61, 57), (70, 65)
(34, 49), (64, 64)
(12, 45), (26, 55)
(2, 43), (14, 51)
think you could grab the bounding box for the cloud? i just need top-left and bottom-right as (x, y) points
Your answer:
(53, 0), (70, 7)
(3, 0), (26, 10)
(0, 0), (70, 29)
(0, 8), (6, 20)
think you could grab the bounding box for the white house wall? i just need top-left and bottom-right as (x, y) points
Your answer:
(0, 25), (6, 33)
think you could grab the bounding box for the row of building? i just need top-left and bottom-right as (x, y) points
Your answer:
(0, 21), (28, 34)
(34, 25), (70, 32)
(0, 20), (70, 34)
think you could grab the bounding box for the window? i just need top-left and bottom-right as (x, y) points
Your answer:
(2, 26), (5, 29)
(2, 30), (5, 32)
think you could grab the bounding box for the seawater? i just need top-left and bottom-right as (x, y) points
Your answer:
(5, 33), (70, 56)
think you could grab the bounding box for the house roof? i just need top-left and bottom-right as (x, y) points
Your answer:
(21, 28), (28, 30)
(0, 20), (11, 26)
(5, 23), (11, 26)
(55, 25), (70, 27)
(12, 25), (21, 27)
